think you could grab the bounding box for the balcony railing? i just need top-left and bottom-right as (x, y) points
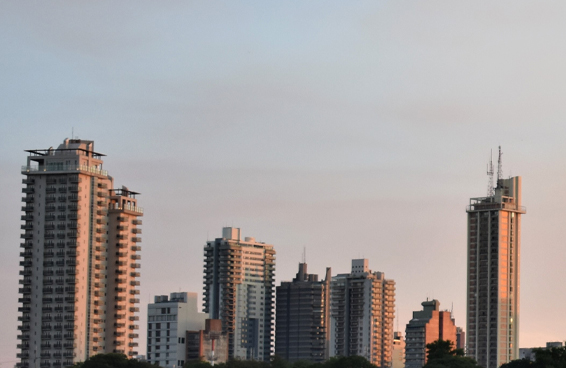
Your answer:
(21, 164), (108, 177)
(108, 203), (144, 214)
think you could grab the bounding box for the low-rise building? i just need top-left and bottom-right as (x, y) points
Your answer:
(187, 319), (229, 365)
(147, 292), (207, 368)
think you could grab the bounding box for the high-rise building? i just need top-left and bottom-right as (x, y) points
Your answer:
(466, 176), (525, 368)
(203, 227), (276, 361)
(17, 139), (143, 368)
(405, 299), (457, 368)
(275, 263), (331, 363)
(147, 292), (207, 367)
(330, 259), (396, 367)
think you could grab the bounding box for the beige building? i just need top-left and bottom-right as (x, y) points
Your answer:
(392, 331), (405, 368)
(203, 227), (276, 361)
(405, 300), (457, 368)
(17, 139), (143, 368)
(466, 176), (525, 368)
(330, 259), (396, 367)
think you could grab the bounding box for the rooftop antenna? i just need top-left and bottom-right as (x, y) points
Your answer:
(487, 149), (494, 196)
(497, 146), (503, 182)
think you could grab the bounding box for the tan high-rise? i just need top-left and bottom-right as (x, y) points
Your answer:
(330, 259), (396, 367)
(203, 227), (276, 361)
(17, 139), (143, 368)
(466, 177), (525, 368)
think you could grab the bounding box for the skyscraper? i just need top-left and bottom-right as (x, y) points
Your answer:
(203, 227), (276, 361)
(330, 259), (396, 367)
(466, 175), (525, 368)
(275, 263), (331, 363)
(405, 299), (457, 368)
(17, 139), (143, 368)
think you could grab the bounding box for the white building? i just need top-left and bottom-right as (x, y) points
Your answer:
(17, 139), (143, 368)
(147, 292), (207, 368)
(203, 227), (276, 361)
(330, 259), (396, 367)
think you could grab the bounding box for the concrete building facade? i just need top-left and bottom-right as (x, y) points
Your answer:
(186, 319), (229, 365)
(392, 331), (405, 368)
(203, 227), (276, 361)
(17, 139), (143, 368)
(330, 259), (396, 367)
(275, 263), (331, 363)
(405, 300), (457, 368)
(466, 176), (525, 368)
(147, 292), (207, 367)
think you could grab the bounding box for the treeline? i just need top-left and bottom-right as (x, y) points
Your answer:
(184, 355), (378, 368)
(501, 347), (566, 368)
(70, 353), (378, 368)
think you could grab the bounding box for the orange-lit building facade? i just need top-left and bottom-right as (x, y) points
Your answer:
(466, 176), (524, 368)
(405, 299), (457, 368)
(17, 139), (143, 368)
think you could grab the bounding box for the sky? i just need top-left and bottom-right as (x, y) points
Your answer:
(1, 0), (566, 363)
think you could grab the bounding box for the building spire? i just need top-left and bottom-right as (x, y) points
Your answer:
(487, 149), (494, 196)
(497, 146), (503, 182)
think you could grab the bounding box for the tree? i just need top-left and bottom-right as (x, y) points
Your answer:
(426, 339), (464, 361)
(70, 353), (156, 368)
(501, 347), (566, 368)
(424, 340), (481, 368)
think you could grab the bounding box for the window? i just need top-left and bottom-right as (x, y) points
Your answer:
(156, 323), (161, 329)
(148, 324), (152, 330)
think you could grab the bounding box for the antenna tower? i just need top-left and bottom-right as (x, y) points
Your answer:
(497, 146), (503, 182)
(486, 149), (494, 196)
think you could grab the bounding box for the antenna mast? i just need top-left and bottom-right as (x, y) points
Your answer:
(487, 149), (494, 196)
(497, 146), (503, 182)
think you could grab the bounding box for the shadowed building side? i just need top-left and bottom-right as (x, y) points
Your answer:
(275, 263), (331, 363)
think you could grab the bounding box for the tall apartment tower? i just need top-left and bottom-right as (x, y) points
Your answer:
(405, 299), (457, 368)
(466, 176), (525, 368)
(17, 139), (143, 368)
(203, 227), (276, 361)
(275, 263), (332, 363)
(330, 259), (396, 367)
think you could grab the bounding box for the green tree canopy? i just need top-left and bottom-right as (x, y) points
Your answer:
(501, 347), (566, 368)
(71, 353), (156, 368)
(424, 340), (481, 368)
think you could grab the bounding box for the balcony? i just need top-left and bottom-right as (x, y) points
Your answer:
(108, 203), (144, 214)
(21, 204), (34, 212)
(21, 187), (35, 194)
(21, 232), (33, 239)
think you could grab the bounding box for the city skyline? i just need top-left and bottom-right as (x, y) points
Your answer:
(3, 1), (566, 364)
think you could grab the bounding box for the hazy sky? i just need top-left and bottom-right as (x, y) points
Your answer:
(2, 0), (566, 362)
